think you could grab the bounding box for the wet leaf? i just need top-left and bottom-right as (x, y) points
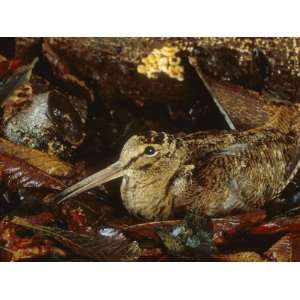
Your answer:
(0, 153), (64, 191)
(250, 210), (300, 236)
(13, 218), (142, 261)
(3, 89), (87, 159)
(212, 210), (267, 245)
(0, 138), (74, 178)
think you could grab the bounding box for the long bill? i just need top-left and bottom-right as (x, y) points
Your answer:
(55, 161), (124, 204)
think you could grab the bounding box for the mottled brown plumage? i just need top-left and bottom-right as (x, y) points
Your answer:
(56, 104), (300, 221)
(40, 37), (300, 220)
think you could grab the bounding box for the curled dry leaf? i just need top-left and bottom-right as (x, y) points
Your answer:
(0, 138), (74, 178)
(265, 233), (300, 262)
(13, 217), (142, 261)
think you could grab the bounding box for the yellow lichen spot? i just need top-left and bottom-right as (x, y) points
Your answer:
(137, 46), (184, 81)
(161, 46), (179, 56)
(137, 65), (146, 74)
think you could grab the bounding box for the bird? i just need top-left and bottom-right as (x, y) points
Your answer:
(55, 103), (300, 221)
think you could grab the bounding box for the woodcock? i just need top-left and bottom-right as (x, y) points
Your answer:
(56, 102), (300, 221)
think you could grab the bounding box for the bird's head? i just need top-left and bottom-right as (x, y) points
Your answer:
(55, 131), (185, 211)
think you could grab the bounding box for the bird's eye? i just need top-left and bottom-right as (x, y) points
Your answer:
(144, 146), (157, 157)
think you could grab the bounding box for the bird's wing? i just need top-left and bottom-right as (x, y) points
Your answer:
(189, 131), (298, 216)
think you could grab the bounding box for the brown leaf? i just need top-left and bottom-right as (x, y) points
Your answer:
(250, 214), (300, 236)
(13, 218), (142, 261)
(116, 220), (182, 242)
(141, 248), (163, 259)
(265, 233), (300, 262)
(0, 138), (74, 178)
(0, 213), (65, 261)
(0, 153), (64, 191)
(213, 251), (266, 262)
(117, 211), (267, 251)
(65, 207), (89, 233)
(212, 210), (267, 245)
(205, 76), (283, 130)
(9, 245), (66, 261)
(21, 211), (55, 225)
(42, 41), (94, 102)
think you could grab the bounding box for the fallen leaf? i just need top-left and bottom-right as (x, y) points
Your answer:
(155, 211), (267, 259)
(212, 210), (267, 245)
(204, 75), (285, 130)
(0, 153), (64, 191)
(9, 245), (66, 262)
(141, 248), (163, 259)
(265, 233), (300, 262)
(0, 213), (66, 261)
(115, 220), (182, 242)
(13, 218), (142, 261)
(212, 251), (266, 262)
(65, 207), (89, 233)
(250, 214), (300, 236)
(0, 138), (74, 178)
